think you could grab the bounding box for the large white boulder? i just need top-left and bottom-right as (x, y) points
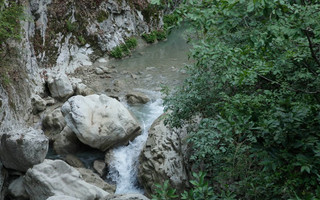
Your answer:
(61, 94), (141, 151)
(138, 114), (188, 195)
(24, 159), (109, 200)
(47, 73), (74, 100)
(8, 176), (29, 200)
(0, 127), (49, 172)
(42, 108), (66, 139)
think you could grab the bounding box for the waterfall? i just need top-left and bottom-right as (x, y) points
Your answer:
(107, 98), (164, 194)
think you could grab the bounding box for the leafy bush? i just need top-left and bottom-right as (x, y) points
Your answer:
(155, 30), (167, 41)
(125, 37), (137, 49)
(162, 0), (320, 199)
(109, 37), (138, 58)
(152, 172), (236, 200)
(97, 10), (109, 23)
(142, 32), (157, 43)
(110, 46), (123, 59)
(0, 1), (24, 46)
(66, 20), (77, 32)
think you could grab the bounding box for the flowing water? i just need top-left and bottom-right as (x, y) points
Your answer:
(107, 96), (164, 194)
(105, 28), (190, 194)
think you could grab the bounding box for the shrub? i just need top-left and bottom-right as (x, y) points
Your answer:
(142, 32), (157, 43)
(125, 37), (137, 49)
(97, 10), (109, 23)
(110, 46), (123, 59)
(66, 20), (77, 32)
(155, 30), (167, 41)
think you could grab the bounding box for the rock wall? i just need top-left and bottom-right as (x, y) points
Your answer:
(0, 0), (163, 131)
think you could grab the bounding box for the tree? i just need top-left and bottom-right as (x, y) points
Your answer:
(163, 0), (320, 199)
(0, 0), (24, 54)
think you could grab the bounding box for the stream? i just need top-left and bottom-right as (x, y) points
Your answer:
(104, 28), (190, 194)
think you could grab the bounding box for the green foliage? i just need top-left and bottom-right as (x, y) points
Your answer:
(142, 32), (157, 43)
(0, 1), (24, 46)
(155, 30), (167, 41)
(66, 20), (77, 32)
(163, 13), (179, 31)
(163, 0), (320, 199)
(142, 30), (167, 43)
(152, 180), (178, 200)
(97, 10), (109, 23)
(125, 37), (138, 49)
(110, 46), (123, 59)
(109, 37), (138, 58)
(152, 172), (236, 200)
(77, 35), (86, 45)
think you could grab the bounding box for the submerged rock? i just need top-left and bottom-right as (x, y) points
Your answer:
(125, 92), (150, 104)
(61, 94), (141, 151)
(138, 114), (188, 195)
(0, 127), (49, 172)
(24, 159), (109, 200)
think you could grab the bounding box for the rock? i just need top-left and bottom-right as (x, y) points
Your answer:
(53, 126), (84, 155)
(0, 127), (49, 172)
(64, 154), (85, 168)
(44, 96), (56, 106)
(8, 176), (29, 200)
(31, 94), (46, 113)
(46, 196), (80, 200)
(93, 160), (106, 177)
(113, 79), (125, 88)
(75, 83), (94, 96)
(76, 168), (116, 193)
(61, 94), (141, 151)
(104, 194), (150, 200)
(95, 67), (105, 75)
(138, 114), (188, 196)
(42, 108), (66, 139)
(0, 162), (7, 200)
(24, 159), (109, 200)
(126, 92), (150, 104)
(47, 73), (74, 100)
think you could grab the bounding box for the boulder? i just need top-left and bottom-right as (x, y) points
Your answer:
(24, 159), (109, 200)
(0, 162), (7, 200)
(46, 196), (80, 200)
(138, 114), (188, 195)
(47, 73), (74, 100)
(61, 94), (141, 151)
(42, 108), (66, 139)
(74, 83), (94, 96)
(125, 92), (150, 104)
(76, 168), (116, 193)
(93, 160), (107, 177)
(53, 126), (83, 155)
(0, 127), (49, 172)
(31, 94), (46, 113)
(8, 176), (29, 200)
(104, 194), (150, 200)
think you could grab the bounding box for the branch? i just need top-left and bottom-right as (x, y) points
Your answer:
(257, 73), (320, 94)
(304, 29), (320, 67)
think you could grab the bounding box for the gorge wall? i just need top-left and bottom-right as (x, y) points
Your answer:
(0, 0), (163, 131)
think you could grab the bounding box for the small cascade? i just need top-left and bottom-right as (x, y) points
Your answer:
(107, 98), (164, 194)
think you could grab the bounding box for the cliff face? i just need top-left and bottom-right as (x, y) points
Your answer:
(0, 0), (163, 131)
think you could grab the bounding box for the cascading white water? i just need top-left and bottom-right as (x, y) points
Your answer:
(107, 97), (164, 194)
